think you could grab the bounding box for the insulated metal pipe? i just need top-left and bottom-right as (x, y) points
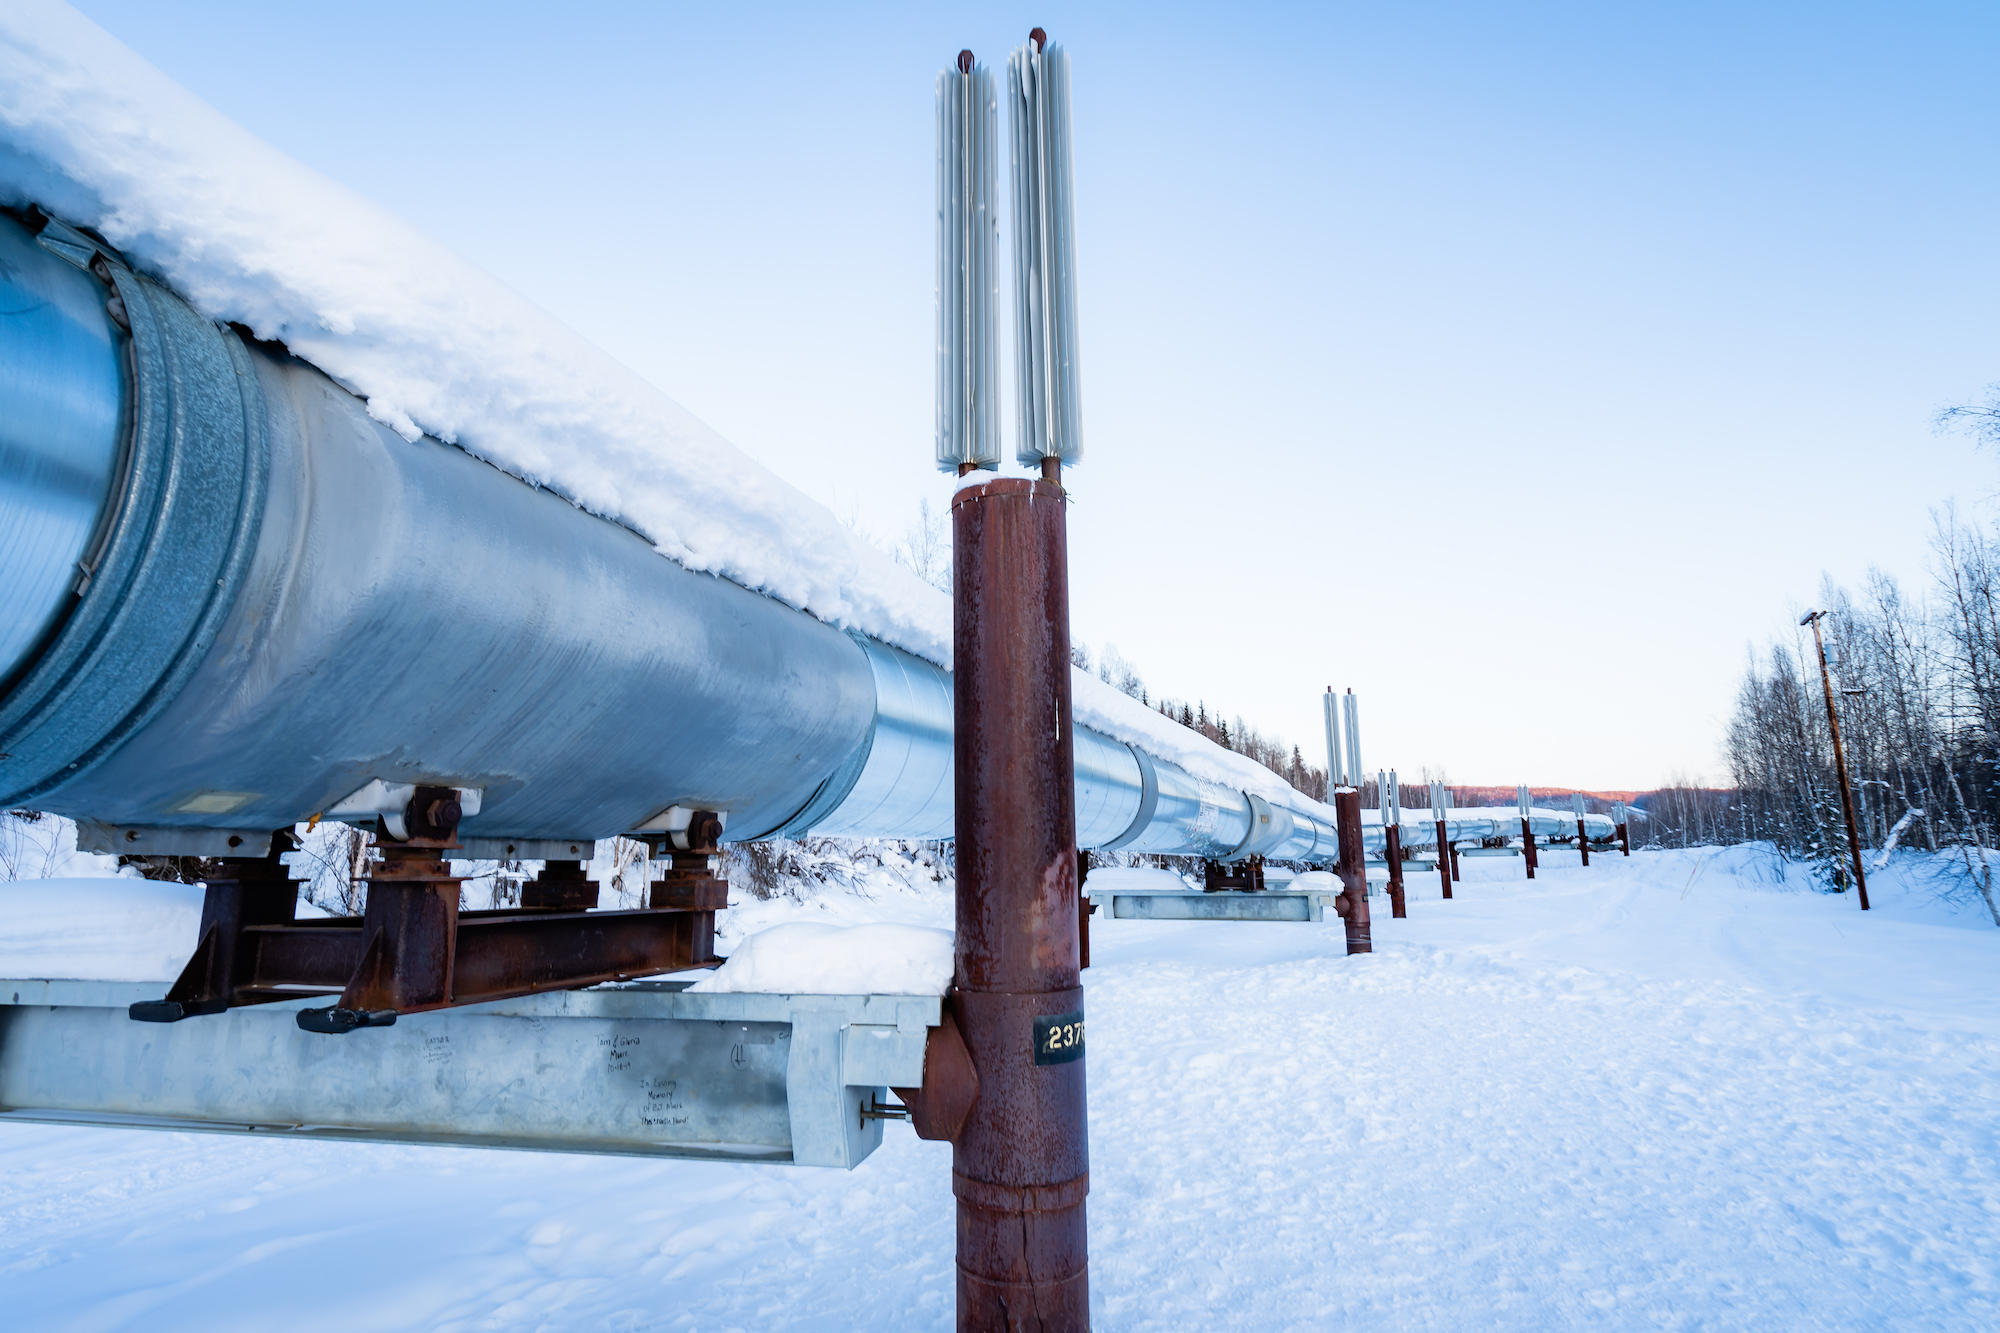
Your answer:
(0, 216), (125, 688)
(0, 208), (1342, 868)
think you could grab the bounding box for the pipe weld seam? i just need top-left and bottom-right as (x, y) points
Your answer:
(952, 1169), (1089, 1213)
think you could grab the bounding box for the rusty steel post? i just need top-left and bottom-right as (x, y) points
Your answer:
(127, 831), (300, 1022)
(950, 475), (1088, 1331)
(1577, 818), (1591, 868)
(1384, 821), (1407, 918)
(1077, 848), (1093, 972)
(1333, 788), (1371, 954)
(1521, 818), (1536, 880)
(1619, 822), (1630, 856)
(1434, 819), (1453, 900)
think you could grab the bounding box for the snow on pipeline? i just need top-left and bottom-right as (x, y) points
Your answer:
(0, 1), (947, 659)
(3, 847), (1998, 1330)
(0, 2), (1295, 801)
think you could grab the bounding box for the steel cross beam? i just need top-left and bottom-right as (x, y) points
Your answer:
(129, 794), (727, 1032)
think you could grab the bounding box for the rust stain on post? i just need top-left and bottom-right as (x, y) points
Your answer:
(950, 476), (1089, 1331)
(1434, 819), (1453, 899)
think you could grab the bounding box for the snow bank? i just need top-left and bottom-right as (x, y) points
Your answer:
(688, 921), (953, 995)
(0, 1), (951, 665)
(10, 851), (1999, 1330)
(0, 877), (201, 980)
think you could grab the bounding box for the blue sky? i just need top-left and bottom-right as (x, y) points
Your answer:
(71, 0), (2000, 790)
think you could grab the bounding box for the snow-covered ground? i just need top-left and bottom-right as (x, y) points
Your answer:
(3, 847), (1997, 1330)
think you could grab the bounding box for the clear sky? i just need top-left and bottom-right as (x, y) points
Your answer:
(69, 0), (2000, 791)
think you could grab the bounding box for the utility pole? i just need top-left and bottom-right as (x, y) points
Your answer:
(1801, 610), (1871, 911)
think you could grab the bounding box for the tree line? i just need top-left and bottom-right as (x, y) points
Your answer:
(1068, 641), (1330, 800)
(1715, 508), (2000, 921)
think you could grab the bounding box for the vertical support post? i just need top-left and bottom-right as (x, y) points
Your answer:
(1380, 769), (1405, 918)
(1333, 787), (1372, 954)
(1446, 787), (1461, 881)
(1615, 801), (1631, 856)
(134, 831), (300, 1020)
(1384, 823), (1407, 917)
(1572, 793), (1590, 868)
(341, 787), (467, 1014)
(1518, 784), (1537, 880)
(1077, 848), (1092, 971)
(951, 474), (1088, 1330)
(1805, 611), (1872, 911)
(1430, 779), (1452, 900)
(646, 811), (727, 965)
(1435, 819), (1453, 899)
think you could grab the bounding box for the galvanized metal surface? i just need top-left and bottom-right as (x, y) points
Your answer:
(1007, 37), (1083, 468)
(0, 228), (267, 810)
(951, 475), (1088, 1328)
(1071, 726), (1144, 849)
(0, 980), (935, 1166)
(1088, 889), (1336, 923)
(808, 636), (958, 841)
(936, 55), (1002, 474)
(20, 327), (877, 840)
(0, 213), (125, 688)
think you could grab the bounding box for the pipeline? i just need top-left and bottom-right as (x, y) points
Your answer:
(1364, 808), (1618, 854)
(0, 208), (1339, 869)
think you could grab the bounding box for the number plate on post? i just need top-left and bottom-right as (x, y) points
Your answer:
(1033, 1010), (1085, 1065)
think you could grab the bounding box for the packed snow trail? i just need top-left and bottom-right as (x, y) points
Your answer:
(2, 850), (1996, 1330)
